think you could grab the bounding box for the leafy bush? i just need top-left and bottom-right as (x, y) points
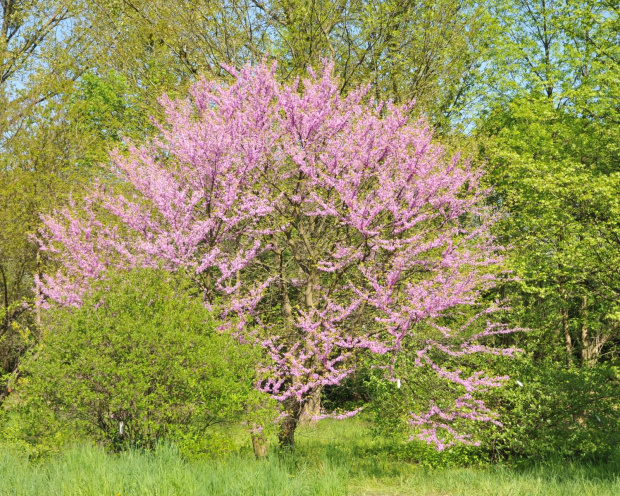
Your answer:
(364, 344), (620, 464)
(5, 268), (272, 453)
(483, 358), (620, 462)
(364, 340), (500, 450)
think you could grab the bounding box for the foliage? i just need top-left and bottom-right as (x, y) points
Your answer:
(0, 69), (149, 405)
(484, 358), (620, 462)
(367, 325), (620, 462)
(479, 0), (620, 367)
(481, 95), (620, 366)
(364, 320), (516, 452)
(5, 268), (271, 452)
(0, 0), (618, 468)
(79, 0), (491, 128)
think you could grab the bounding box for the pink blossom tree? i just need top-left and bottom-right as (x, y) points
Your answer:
(35, 62), (518, 450)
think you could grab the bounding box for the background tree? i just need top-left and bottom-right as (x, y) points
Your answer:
(0, 69), (148, 398)
(479, 0), (620, 366)
(80, 0), (491, 129)
(0, 0), (84, 401)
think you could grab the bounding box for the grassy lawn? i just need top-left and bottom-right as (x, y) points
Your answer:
(1, 418), (618, 495)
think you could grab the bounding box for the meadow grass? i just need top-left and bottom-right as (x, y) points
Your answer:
(1, 418), (618, 495)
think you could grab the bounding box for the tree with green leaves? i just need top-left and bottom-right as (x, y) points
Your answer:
(480, 0), (620, 365)
(81, 0), (491, 128)
(1, 0), (84, 400)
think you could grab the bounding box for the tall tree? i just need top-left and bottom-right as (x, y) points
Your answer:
(36, 63), (517, 450)
(480, 0), (620, 365)
(0, 0), (83, 398)
(80, 0), (491, 128)
(0, 0), (493, 403)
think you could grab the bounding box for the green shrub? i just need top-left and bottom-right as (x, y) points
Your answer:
(364, 348), (620, 464)
(5, 268), (272, 454)
(484, 359), (620, 462)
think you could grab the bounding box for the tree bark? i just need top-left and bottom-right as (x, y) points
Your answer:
(251, 431), (267, 459)
(299, 386), (321, 426)
(560, 288), (572, 366)
(278, 398), (301, 450)
(562, 308), (572, 366)
(581, 295), (593, 366)
(580, 295), (609, 367)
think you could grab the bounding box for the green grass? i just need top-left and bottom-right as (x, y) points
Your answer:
(1, 418), (618, 495)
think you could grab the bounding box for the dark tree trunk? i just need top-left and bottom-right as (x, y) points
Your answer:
(278, 398), (302, 450)
(563, 305), (572, 366)
(278, 414), (297, 449)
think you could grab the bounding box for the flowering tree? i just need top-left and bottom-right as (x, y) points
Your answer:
(36, 62), (518, 449)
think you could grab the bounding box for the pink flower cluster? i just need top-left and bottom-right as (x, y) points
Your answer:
(35, 61), (517, 448)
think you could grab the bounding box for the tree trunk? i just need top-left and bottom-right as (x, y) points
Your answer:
(579, 295), (607, 367)
(561, 289), (572, 366)
(580, 295), (593, 366)
(562, 308), (573, 364)
(278, 414), (297, 449)
(278, 398), (301, 450)
(251, 431), (267, 459)
(299, 386), (322, 426)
